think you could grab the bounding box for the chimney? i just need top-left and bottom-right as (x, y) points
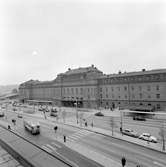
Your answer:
(118, 71), (121, 74)
(91, 64), (94, 68)
(68, 68), (71, 71)
(142, 69), (146, 72)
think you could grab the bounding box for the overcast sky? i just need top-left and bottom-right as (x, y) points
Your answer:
(0, 0), (166, 85)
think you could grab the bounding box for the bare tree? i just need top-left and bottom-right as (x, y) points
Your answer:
(110, 117), (116, 136)
(159, 121), (166, 151)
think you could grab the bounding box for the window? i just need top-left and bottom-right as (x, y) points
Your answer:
(118, 95), (121, 99)
(88, 88), (90, 93)
(156, 85), (159, 91)
(76, 88), (78, 95)
(139, 93), (142, 99)
(100, 88), (102, 92)
(124, 86), (127, 91)
(157, 104), (160, 109)
(106, 87), (108, 92)
(112, 94), (114, 98)
(111, 87), (114, 91)
(139, 86), (142, 91)
(147, 85), (151, 91)
(117, 87), (120, 91)
(156, 94), (160, 99)
(125, 95), (127, 99)
(106, 94), (108, 98)
(80, 88), (83, 95)
(148, 95), (151, 99)
(131, 86), (134, 91)
(71, 88), (74, 94)
(100, 94), (102, 99)
(148, 103), (151, 106)
(132, 94), (135, 99)
(140, 103), (143, 105)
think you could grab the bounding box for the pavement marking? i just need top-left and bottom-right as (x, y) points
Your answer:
(41, 145), (52, 153)
(46, 144), (57, 151)
(153, 161), (166, 167)
(51, 142), (62, 149)
(67, 129), (93, 143)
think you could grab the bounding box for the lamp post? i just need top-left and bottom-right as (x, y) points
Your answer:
(120, 110), (123, 133)
(76, 97), (78, 124)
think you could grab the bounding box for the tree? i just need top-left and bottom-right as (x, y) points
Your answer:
(62, 109), (66, 123)
(159, 122), (166, 151)
(110, 117), (117, 136)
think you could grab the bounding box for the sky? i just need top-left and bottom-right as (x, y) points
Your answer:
(0, 0), (166, 85)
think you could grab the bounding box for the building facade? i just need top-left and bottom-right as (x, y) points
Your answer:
(19, 66), (166, 111)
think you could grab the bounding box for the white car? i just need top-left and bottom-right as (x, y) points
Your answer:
(139, 133), (157, 143)
(122, 129), (139, 138)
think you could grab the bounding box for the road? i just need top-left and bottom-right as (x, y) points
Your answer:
(1, 111), (103, 167)
(86, 115), (165, 143)
(1, 108), (165, 167)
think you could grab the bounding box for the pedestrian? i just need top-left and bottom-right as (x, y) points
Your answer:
(54, 126), (58, 132)
(91, 122), (93, 127)
(64, 135), (66, 142)
(121, 156), (126, 167)
(8, 125), (11, 130)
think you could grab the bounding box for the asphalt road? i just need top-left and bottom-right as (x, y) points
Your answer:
(2, 109), (166, 167)
(2, 111), (103, 167)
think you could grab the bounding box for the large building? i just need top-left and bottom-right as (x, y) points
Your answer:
(19, 65), (166, 111)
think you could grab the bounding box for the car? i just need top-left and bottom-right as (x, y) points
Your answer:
(0, 111), (4, 117)
(13, 108), (17, 111)
(133, 115), (146, 121)
(122, 129), (139, 138)
(17, 113), (23, 118)
(139, 133), (157, 143)
(50, 108), (58, 117)
(95, 112), (104, 116)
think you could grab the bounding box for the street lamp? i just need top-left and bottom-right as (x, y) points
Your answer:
(76, 97), (78, 124)
(120, 110), (123, 133)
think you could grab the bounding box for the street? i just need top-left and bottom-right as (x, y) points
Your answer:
(1, 105), (166, 167)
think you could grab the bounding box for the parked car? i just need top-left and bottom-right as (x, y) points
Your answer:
(50, 108), (58, 117)
(133, 115), (146, 121)
(122, 129), (139, 138)
(95, 112), (104, 116)
(139, 133), (157, 143)
(17, 113), (23, 118)
(0, 111), (4, 117)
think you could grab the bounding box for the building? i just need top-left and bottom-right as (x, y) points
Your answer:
(19, 65), (103, 109)
(19, 66), (166, 111)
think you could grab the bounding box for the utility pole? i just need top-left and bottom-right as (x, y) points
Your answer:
(120, 110), (123, 133)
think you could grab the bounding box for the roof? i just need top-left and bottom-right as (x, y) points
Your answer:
(99, 68), (166, 79)
(62, 65), (102, 76)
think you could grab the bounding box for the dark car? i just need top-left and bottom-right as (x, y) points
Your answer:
(122, 129), (139, 138)
(95, 112), (104, 116)
(133, 115), (146, 121)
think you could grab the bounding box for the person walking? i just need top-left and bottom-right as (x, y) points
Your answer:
(121, 156), (126, 167)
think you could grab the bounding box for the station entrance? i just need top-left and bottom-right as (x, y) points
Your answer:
(62, 100), (83, 108)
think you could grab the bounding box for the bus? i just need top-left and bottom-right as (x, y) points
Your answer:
(23, 119), (40, 134)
